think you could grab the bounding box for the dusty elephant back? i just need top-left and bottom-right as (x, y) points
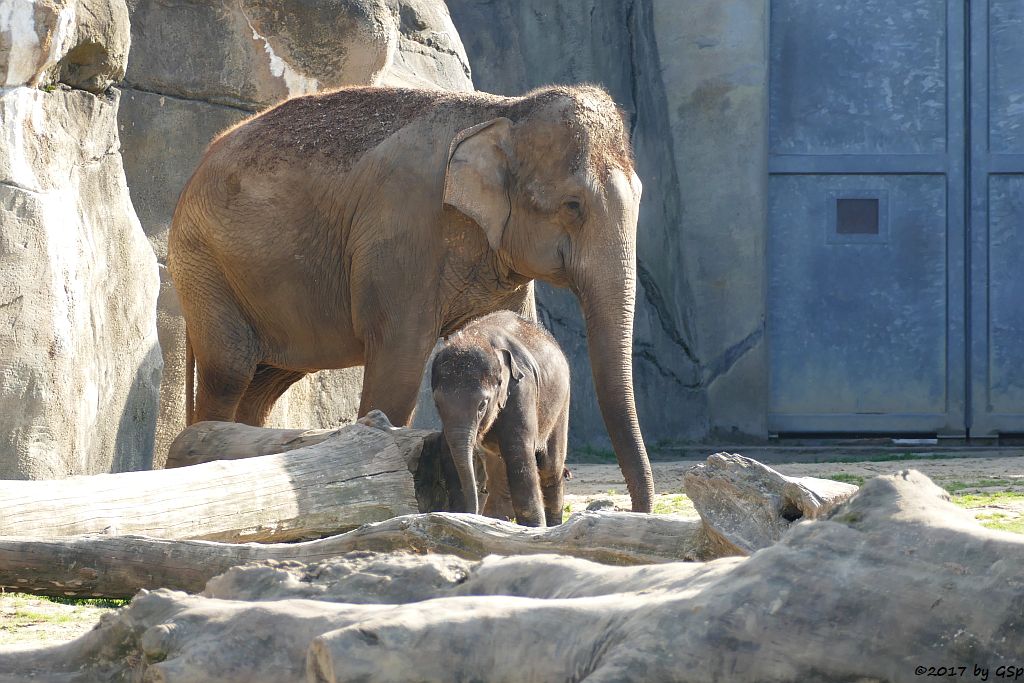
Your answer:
(207, 86), (508, 175)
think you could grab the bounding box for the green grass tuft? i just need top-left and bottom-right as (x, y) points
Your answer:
(42, 595), (128, 609)
(651, 494), (696, 516)
(943, 478), (1017, 494)
(825, 473), (866, 487)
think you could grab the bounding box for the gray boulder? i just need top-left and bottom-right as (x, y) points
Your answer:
(119, 0), (472, 464)
(0, 86), (160, 478)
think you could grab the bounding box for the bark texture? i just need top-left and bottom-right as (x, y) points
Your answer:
(0, 420), (432, 541)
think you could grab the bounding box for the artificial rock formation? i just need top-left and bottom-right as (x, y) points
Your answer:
(0, 0), (161, 479)
(1, 470), (1021, 682)
(0, 0), (130, 92)
(118, 0), (474, 464)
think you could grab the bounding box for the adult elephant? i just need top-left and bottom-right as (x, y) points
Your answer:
(167, 85), (655, 512)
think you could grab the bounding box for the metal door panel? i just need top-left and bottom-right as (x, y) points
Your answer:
(769, 0), (947, 156)
(769, 175), (949, 427)
(989, 1), (1024, 154)
(970, 0), (1024, 435)
(986, 176), (1024, 417)
(768, 0), (965, 434)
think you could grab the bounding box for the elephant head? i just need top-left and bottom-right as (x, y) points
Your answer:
(430, 343), (522, 514)
(442, 86), (655, 512)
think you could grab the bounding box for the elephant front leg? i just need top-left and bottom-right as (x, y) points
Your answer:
(501, 443), (546, 527)
(480, 446), (515, 521)
(359, 336), (437, 427)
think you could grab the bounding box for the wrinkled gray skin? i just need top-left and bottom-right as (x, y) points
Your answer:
(431, 311), (570, 527)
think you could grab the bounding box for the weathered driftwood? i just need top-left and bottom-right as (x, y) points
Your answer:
(165, 411), (442, 468)
(684, 452), (858, 556)
(0, 511), (703, 598)
(165, 421), (340, 468)
(0, 416), (455, 542)
(0, 451), (854, 598)
(2, 471), (1022, 683)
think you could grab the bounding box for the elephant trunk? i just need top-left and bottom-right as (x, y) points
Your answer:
(445, 426), (480, 514)
(575, 247), (655, 513)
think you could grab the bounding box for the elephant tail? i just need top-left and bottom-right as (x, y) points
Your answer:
(185, 328), (195, 426)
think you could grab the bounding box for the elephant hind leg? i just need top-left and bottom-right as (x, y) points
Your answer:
(194, 353), (256, 423)
(180, 274), (261, 423)
(541, 402), (570, 527)
(234, 365), (306, 426)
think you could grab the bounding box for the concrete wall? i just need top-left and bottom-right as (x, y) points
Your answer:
(446, 0), (769, 445)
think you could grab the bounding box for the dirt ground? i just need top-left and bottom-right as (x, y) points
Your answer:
(564, 454), (1024, 517)
(566, 454), (1024, 499)
(0, 593), (120, 648)
(4, 453), (1022, 648)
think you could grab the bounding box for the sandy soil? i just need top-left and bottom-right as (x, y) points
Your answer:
(0, 593), (115, 647)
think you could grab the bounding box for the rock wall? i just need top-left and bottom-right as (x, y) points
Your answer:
(119, 0), (473, 465)
(446, 0), (769, 445)
(0, 0), (161, 478)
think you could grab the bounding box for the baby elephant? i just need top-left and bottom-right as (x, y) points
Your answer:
(431, 310), (570, 527)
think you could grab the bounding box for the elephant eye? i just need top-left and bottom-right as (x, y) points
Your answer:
(478, 399), (487, 413)
(564, 199), (582, 216)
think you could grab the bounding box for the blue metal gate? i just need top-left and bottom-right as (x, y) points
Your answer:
(970, 1), (1024, 435)
(768, 0), (987, 435)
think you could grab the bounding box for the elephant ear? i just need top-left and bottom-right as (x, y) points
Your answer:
(496, 348), (524, 410)
(443, 118), (514, 252)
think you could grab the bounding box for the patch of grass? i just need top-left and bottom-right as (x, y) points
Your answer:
(0, 591), (119, 646)
(9, 608), (78, 624)
(976, 514), (1024, 534)
(825, 473), (866, 487)
(951, 491), (1024, 507)
(943, 479), (1016, 494)
(43, 595), (128, 609)
(824, 452), (956, 464)
(651, 494), (696, 516)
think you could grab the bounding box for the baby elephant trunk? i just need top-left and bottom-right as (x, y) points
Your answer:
(444, 427), (480, 514)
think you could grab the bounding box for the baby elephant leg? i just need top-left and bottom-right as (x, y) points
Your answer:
(501, 443), (546, 527)
(540, 405), (570, 526)
(480, 448), (515, 521)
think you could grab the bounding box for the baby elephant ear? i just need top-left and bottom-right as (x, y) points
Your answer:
(496, 348), (524, 409)
(443, 118), (514, 253)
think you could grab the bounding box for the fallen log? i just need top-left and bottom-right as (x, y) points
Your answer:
(165, 421), (340, 468)
(0, 511), (703, 598)
(0, 416), (457, 542)
(2, 471), (1021, 683)
(684, 452), (858, 556)
(0, 452), (853, 598)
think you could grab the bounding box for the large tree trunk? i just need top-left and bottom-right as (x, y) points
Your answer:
(0, 417), (456, 542)
(0, 511), (704, 598)
(0, 471), (1021, 683)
